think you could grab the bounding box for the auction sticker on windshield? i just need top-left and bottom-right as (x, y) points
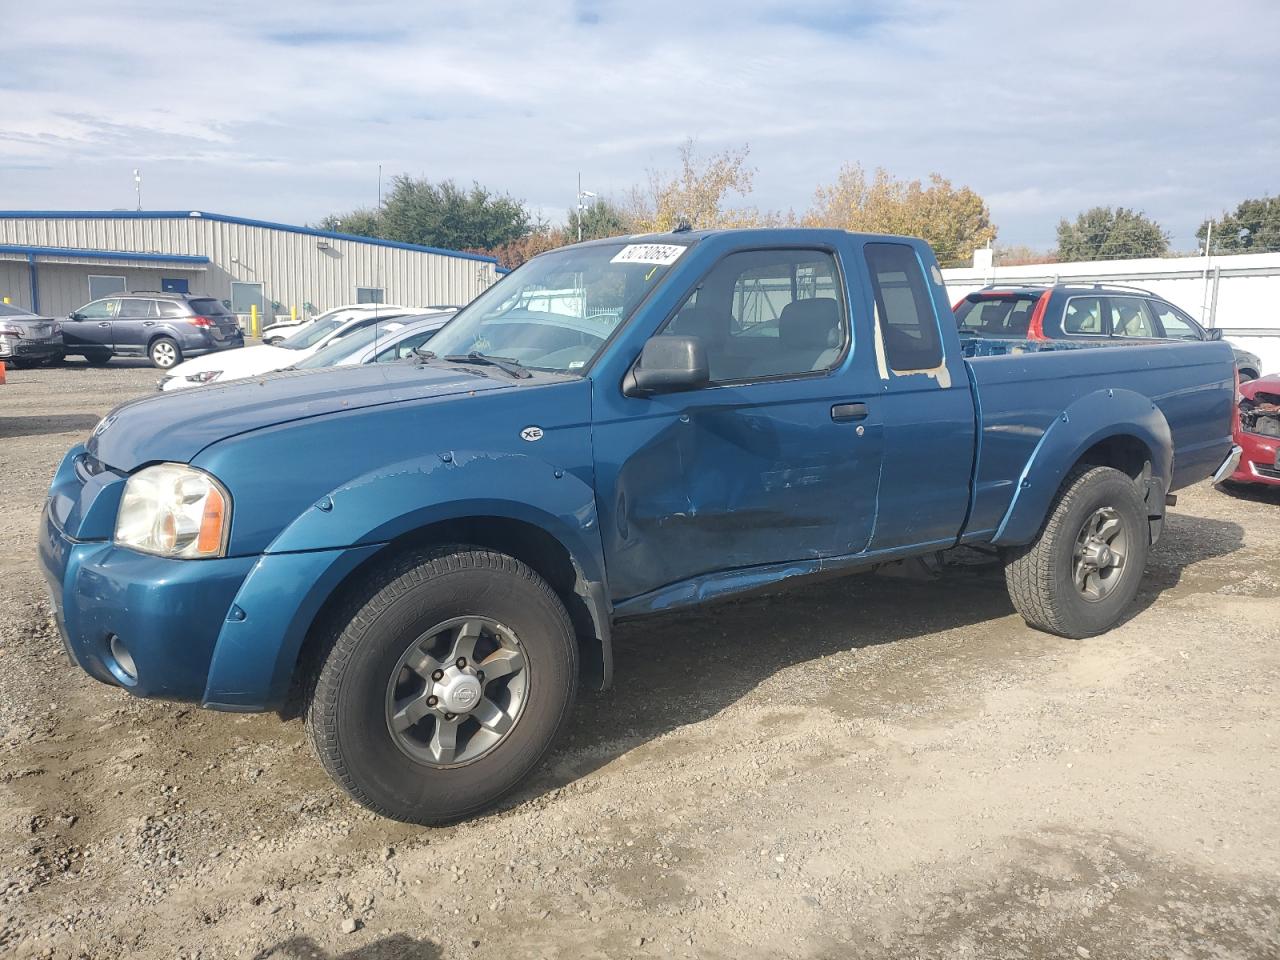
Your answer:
(610, 243), (686, 266)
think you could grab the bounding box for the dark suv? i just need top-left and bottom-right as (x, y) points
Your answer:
(63, 292), (245, 369)
(953, 283), (1262, 381)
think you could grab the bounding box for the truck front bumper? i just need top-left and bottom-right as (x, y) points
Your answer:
(38, 504), (380, 711)
(38, 504), (257, 700)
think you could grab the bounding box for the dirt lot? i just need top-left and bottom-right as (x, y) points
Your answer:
(2, 360), (1279, 960)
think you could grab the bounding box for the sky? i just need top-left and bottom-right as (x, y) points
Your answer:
(2, 0), (1278, 252)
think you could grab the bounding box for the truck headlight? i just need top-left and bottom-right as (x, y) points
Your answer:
(115, 463), (231, 559)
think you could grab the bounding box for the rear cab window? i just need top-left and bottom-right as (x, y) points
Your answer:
(865, 242), (943, 373)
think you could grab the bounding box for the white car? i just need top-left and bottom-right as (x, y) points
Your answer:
(259, 304), (403, 344)
(159, 309), (412, 391)
(261, 303), (456, 344)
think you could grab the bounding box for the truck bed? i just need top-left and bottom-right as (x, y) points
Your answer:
(961, 337), (1235, 543)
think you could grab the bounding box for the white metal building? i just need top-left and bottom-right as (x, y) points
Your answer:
(0, 210), (504, 323)
(944, 250), (1280, 376)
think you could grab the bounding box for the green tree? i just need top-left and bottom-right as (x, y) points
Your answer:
(565, 198), (631, 242)
(1055, 207), (1169, 262)
(804, 164), (996, 267)
(323, 176), (531, 251)
(317, 207), (383, 237)
(1197, 196), (1280, 254)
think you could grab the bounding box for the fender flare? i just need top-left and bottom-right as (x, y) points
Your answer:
(205, 450), (613, 709)
(991, 388), (1173, 547)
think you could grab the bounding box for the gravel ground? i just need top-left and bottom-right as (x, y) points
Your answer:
(2, 360), (1279, 960)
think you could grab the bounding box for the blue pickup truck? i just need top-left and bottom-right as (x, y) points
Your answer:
(39, 229), (1238, 824)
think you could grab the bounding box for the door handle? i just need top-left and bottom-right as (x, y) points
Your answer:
(98, 322), (110, 328)
(831, 402), (868, 423)
(142, 321), (155, 326)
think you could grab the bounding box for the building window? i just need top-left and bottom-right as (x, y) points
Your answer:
(231, 281), (266, 315)
(160, 278), (189, 294)
(88, 275), (127, 301)
(357, 286), (385, 304)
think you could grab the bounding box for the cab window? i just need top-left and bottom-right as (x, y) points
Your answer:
(663, 249), (847, 383)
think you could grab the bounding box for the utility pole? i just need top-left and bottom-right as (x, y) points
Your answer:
(378, 164), (383, 208)
(1201, 218), (1214, 324)
(576, 173), (596, 243)
(133, 169), (142, 211)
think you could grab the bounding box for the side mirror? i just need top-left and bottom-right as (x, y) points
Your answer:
(68, 312), (83, 321)
(1206, 328), (1224, 341)
(624, 335), (710, 396)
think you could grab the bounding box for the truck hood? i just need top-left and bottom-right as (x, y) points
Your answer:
(88, 361), (519, 471)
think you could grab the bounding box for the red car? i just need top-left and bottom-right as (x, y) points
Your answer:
(1228, 373), (1280, 487)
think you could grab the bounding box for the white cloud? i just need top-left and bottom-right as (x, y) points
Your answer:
(1, 0), (1277, 246)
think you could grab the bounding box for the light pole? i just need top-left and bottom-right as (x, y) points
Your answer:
(133, 169), (142, 211)
(576, 172), (596, 242)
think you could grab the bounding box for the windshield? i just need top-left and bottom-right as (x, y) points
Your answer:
(294, 319), (409, 368)
(425, 241), (688, 372)
(280, 315), (353, 349)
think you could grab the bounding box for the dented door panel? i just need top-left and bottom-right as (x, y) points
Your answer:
(594, 376), (884, 602)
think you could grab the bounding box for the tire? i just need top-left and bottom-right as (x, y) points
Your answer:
(1003, 465), (1150, 639)
(149, 337), (182, 369)
(42, 352), (66, 366)
(1239, 368), (1258, 383)
(304, 545), (578, 825)
(84, 350), (111, 366)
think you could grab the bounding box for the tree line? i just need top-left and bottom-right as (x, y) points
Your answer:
(318, 142), (1278, 269)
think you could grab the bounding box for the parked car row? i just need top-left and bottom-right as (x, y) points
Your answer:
(159, 309), (454, 390)
(260, 302), (460, 345)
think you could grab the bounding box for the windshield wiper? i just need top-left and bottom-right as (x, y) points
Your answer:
(442, 351), (532, 379)
(413, 347), (437, 361)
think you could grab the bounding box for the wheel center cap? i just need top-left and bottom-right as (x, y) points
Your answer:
(437, 673), (482, 714)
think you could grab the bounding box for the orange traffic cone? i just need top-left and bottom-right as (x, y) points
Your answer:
(0, 361), (6, 385)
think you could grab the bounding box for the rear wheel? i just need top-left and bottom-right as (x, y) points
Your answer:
(304, 545), (578, 824)
(149, 337), (182, 369)
(1004, 465), (1150, 638)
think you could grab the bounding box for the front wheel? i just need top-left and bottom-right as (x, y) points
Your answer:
(1004, 465), (1150, 638)
(304, 546), (578, 824)
(149, 336), (182, 369)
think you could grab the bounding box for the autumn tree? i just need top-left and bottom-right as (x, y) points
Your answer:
(804, 165), (996, 267)
(1055, 207), (1169, 262)
(1197, 196), (1280, 254)
(625, 141), (776, 232)
(994, 244), (1057, 266)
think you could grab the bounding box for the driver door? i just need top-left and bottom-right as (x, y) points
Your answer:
(64, 298), (119, 353)
(592, 245), (885, 604)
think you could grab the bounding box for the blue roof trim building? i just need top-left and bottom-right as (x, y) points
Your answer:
(0, 243), (210, 264)
(0, 210), (501, 266)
